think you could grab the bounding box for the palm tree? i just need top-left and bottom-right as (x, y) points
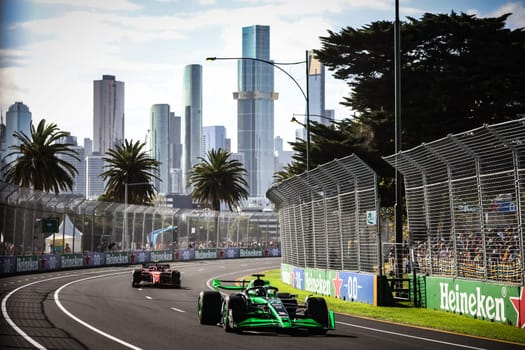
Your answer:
(101, 139), (160, 205)
(187, 148), (248, 211)
(2, 119), (79, 193)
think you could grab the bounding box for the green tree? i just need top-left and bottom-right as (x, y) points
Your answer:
(315, 12), (525, 156)
(280, 12), (525, 206)
(187, 148), (248, 211)
(2, 119), (79, 193)
(101, 139), (160, 205)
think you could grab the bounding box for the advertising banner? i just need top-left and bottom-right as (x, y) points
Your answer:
(239, 248), (263, 258)
(280, 263), (377, 305)
(264, 247), (281, 257)
(41, 254), (60, 271)
(175, 249), (195, 261)
(194, 249), (218, 260)
(85, 252), (105, 267)
(425, 276), (523, 327)
(0, 256), (16, 276)
(60, 254), (84, 269)
(105, 252), (129, 265)
(219, 248), (239, 259)
(151, 250), (172, 262)
(16, 256), (40, 273)
(131, 250), (151, 264)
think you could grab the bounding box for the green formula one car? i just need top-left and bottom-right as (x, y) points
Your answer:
(197, 274), (335, 334)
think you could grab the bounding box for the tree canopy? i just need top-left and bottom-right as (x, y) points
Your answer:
(187, 148), (248, 211)
(2, 119), (79, 193)
(101, 139), (160, 205)
(281, 12), (525, 206)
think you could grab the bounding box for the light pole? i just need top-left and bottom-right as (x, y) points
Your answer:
(124, 182), (151, 251)
(206, 51), (311, 171)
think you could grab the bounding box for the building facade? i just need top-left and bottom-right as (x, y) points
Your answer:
(93, 75), (124, 155)
(182, 64), (203, 192)
(202, 125), (227, 155)
(169, 112), (183, 193)
(85, 155), (105, 199)
(150, 104), (171, 194)
(3, 102), (32, 165)
(235, 25), (277, 197)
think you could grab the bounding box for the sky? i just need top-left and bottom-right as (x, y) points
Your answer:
(1, 0), (524, 152)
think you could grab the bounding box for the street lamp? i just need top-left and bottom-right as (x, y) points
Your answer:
(124, 181), (151, 251)
(206, 51), (312, 171)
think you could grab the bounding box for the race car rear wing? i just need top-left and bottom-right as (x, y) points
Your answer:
(212, 279), (251, 290)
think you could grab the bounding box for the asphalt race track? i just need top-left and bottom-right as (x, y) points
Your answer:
(0, 258), (523, 350)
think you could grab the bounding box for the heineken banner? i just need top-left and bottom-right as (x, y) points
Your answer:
(15, 255), (40, 273)
(425, 276), (523, 327)
(105, 252), (129, 265)
(174, 249), (195, 261)
(85, 252), (105, 267)
(219, 248), (240, 259)
(280, 263), (377, 305)
(41, 254), (60, 271)
(194, 249), (218, 260)
(150, 250), (172, 262)
(60, 254), (84, 269)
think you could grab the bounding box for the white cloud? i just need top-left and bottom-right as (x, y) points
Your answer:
(32, 0), (142, 11)
(492, 1), (525, 28)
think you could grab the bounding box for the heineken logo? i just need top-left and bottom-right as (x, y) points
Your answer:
(439, 283), (506, 322)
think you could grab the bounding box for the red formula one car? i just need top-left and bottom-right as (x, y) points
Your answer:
(132, 263), (181, 288)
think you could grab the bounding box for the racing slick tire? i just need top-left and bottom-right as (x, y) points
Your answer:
(305, 297), (329, 334)
(132, 269), (142, 288)
(224, 294), (247, 333)
(171, 270), (181, 288)
(198, 291), (222, 325)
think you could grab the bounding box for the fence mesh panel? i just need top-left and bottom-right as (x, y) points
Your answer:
(267, 154), (380, 273)
(0, 185), (279, 256)
(384, 118), (525, 286)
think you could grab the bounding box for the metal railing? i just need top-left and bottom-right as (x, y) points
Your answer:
(383, 118), (525, 286)
(267, 154), (381, 273)
(0, 182), (279, 256)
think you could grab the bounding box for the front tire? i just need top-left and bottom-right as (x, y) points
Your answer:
(305, 297), (329, 334)
(224, 294), (246, 332)
(132, 269), (142, 288)
(198, 291), (222, 325)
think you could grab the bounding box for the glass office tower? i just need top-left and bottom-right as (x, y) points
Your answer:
(150, 104), (171, 194)
(183, 64), (203, 191)
(93, 75), (124, 155)
(235, 25), (277, 197)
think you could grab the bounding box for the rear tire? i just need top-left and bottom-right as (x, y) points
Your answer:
(305, 297), (329, 334)
(198, 291), (222, 325)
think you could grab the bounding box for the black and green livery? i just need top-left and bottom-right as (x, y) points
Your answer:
(197, 274), (335, 334)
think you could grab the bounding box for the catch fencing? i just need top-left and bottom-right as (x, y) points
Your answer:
(0, 181), (279, 257)
(383, 118), (525, 286)
(266, 154), (381, 273)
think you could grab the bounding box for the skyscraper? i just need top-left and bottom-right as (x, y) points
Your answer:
(169, 112), (183, 193)
(235, 25), (277, 197)
(3, 102), (32, 165)
(307, 50), (330, 125)
(202, 125), (227, 155)
(182, 64), (202, 191)
(150, 104), (171, 194)
(93, 75), (124, 155)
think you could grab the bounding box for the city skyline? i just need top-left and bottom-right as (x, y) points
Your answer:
(2, 1), (522, 153)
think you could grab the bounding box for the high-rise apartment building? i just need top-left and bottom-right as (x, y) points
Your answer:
(85, 155), (105, 199)
(2, 102), (32, 166)
(93, 75), (124, 155)
(202, 125), (227, 155)
(169, 112), (183, 193)
(236, 25), (277, 197)
(150, 104), (171, 194)
(307, 50), (329, 125)
(182, 64), (202, 191)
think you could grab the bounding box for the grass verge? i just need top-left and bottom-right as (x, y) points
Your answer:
(261, 269), (525, 345)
